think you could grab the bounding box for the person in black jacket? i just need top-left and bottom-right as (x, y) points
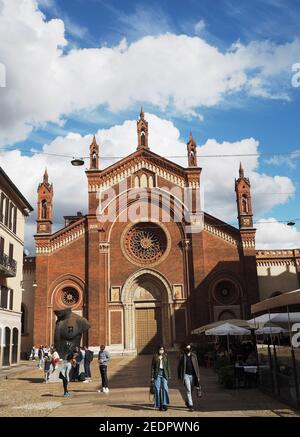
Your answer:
(177, 343), (201, 412)
(83, 346), (93, 380)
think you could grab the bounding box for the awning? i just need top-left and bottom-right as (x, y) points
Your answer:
(192, 318), (252, 335)
(205, 323), (251, 336)
(251, 289), (300, 314)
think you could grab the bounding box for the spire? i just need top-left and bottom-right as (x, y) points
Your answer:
(137, 108), (149, 150)
(187, 132), (197, 167)
(37, 170), (53, 234)
(239, 162), (244, 179)
(43, 168), (48, 184)
(235, 163), (253, 229)
(91, 134), (97, 146)
(89, 134), (99, 169)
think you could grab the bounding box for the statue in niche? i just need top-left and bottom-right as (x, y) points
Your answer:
(54, 308), (90, 359)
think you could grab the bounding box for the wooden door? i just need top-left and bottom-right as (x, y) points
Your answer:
(135, 307), (162, 354)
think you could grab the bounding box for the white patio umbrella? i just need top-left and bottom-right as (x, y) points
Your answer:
(255, 326), (288, 335)
(205, 322), (251, 353)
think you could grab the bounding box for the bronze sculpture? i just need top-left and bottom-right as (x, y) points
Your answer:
(54, 308), (90, 358)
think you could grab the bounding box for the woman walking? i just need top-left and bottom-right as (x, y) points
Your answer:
(59, 353), (75, 397)
(151, 345), (171, 411)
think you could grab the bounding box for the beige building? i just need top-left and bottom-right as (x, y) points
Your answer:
(256, 249), (300, 300)
(0, 167), (33, 367)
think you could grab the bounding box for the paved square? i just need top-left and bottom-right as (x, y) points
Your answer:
(0, 354), (298, 417)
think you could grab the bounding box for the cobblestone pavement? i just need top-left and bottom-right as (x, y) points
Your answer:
(0, 354), (299, 417)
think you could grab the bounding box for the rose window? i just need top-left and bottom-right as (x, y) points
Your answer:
(61, 287), (79, 306)
(124, 223), (167, 265)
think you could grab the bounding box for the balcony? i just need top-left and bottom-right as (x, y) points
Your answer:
(0, 253), (17, 277)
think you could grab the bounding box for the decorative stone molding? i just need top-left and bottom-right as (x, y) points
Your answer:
(181, 239), (191, 251)
(242, 239), (256, 249)
(257, 260), (296, 267)
(99, 241), (110, 253)
(88, 158), (186, 192)
(36, 220), (85, 255)
(204, 223), (239, 247)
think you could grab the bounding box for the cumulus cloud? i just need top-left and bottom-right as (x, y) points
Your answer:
(0, 113), (297, 252)
(255, 218), (300, 249)
(1, 0), (300, 145)
(198, 138), (295, 221)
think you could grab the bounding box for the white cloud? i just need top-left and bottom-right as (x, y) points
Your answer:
(194, 19), (206, 35)
(1, 0), (300, 146)
(255, 218), (300, 249)
(0, 113), (297, 251)
(265, 150), (300, 169)
(198, 138), (295, 222)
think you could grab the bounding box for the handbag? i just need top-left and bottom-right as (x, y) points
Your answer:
(149, 380), (155, 395)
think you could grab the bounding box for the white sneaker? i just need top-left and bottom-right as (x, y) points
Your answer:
(104, 387), (109, 393)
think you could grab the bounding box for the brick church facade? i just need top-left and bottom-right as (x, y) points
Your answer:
(33, 110), (260, 354)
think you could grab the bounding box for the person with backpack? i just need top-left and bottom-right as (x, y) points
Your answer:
(98, 345), (110, 393)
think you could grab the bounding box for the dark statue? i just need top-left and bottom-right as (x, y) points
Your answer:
(54, 308), (90, 358)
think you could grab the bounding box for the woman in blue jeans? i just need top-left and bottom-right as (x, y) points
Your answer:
(151, 345), (171, 411)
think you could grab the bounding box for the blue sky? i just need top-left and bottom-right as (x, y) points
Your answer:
(1, 0), (300, 250)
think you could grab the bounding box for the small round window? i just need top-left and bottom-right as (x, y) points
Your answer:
(61, 287), (79, 306)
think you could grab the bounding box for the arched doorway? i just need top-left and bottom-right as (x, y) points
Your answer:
(3, 327), (11, 366)
(12, 328), (19, 364)
(122, 270), (174, 354)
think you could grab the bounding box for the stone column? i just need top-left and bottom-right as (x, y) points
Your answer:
(123, 303), (135, 352)
(99, 241), (110, 346)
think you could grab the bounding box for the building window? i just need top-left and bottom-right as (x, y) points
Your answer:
(4, 197), (9, 226)
(124, 222), (167, 265)
(242, 194), (248, 214)
(0, 236), (4, 256)
(0, 286), (8, 309)
(13, 206), (17, 234)
(9, 243), (13, 261)
(9, 289), (13, 310)
(41, 200), (47, 219)
(0, 192), (5, 223)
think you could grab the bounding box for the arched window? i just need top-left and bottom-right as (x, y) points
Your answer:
(141, 129), (146, 146)
(140, 174), (148, 188)
(12, 327), (18, 364)
(41, 200), (47, 219)
(134, 176), (140, 188)
(3, 327), (11, 366)
(242, 194), (248, 213)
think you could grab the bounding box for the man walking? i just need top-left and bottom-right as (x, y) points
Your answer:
(178, 343), (201, 412)
(98, 345), (110, 393)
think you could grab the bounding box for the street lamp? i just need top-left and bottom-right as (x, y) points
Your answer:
(71, 157), (85, 166)
(287, 221), (295, 226)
